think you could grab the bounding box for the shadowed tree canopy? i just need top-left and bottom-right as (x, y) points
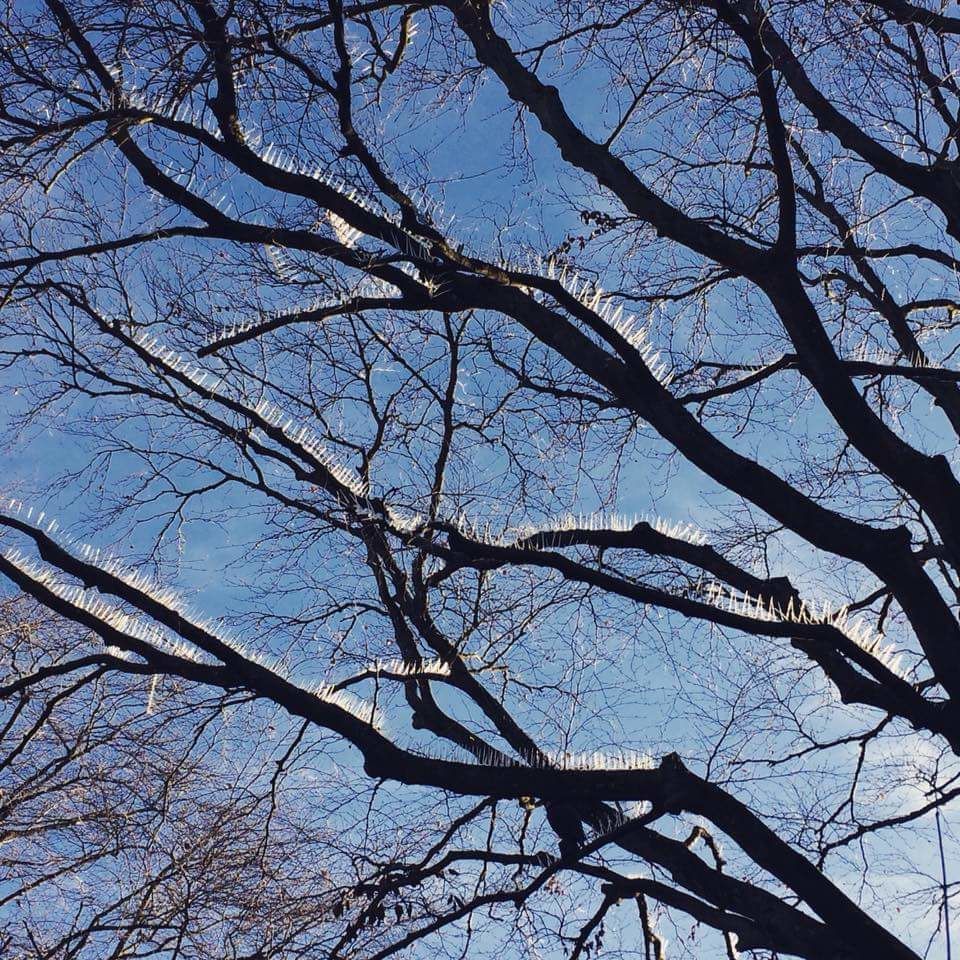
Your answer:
(2, 1), (960, 957)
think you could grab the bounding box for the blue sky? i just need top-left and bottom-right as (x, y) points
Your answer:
(2, 2), (959, 956)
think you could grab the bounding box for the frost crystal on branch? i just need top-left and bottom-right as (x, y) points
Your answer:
(328, 211), (364, 249)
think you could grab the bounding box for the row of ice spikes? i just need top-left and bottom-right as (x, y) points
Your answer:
(588, 801), (654, 841)
(651, 516), (706, 544)
(173, 172), (237, 218)
(357, 657), (452, 679)
(265, 244), (301, 282)
(329, 212), (363, 249)
(383, 505), (427, 535)
(257, 232), (675, 393)
(252, 241), (675, 394)
(534, 255), (674, 387)
(205, 274), (402, 350)
(0, 500), (276, 666)
(0, 506), (458, 690)
(156, 173), (382, 243)
(120, 83), (672, 380)
(127, 325), (368, 498)
(0, 502), (392, 725)
(469, 745), (656, 772)
(130, 327), (224, 393)
(119, 83), (403, 237)
(452, 511), (707, 549)
(115, 77), (447, 246)
(250, 398), (368, 497)
(249, 140), (394, 222)
(0, 499), (269, 670)
(850, 341), (932, 370)
(700, 582), (907, 678)
(301, 680), (384, 729)
(263, 234), (425, 288)
(1, 547), (202, 666)
(398, 181), (447, 228)
(1, 500), (201, 631)
(117, 86), (220, 138)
